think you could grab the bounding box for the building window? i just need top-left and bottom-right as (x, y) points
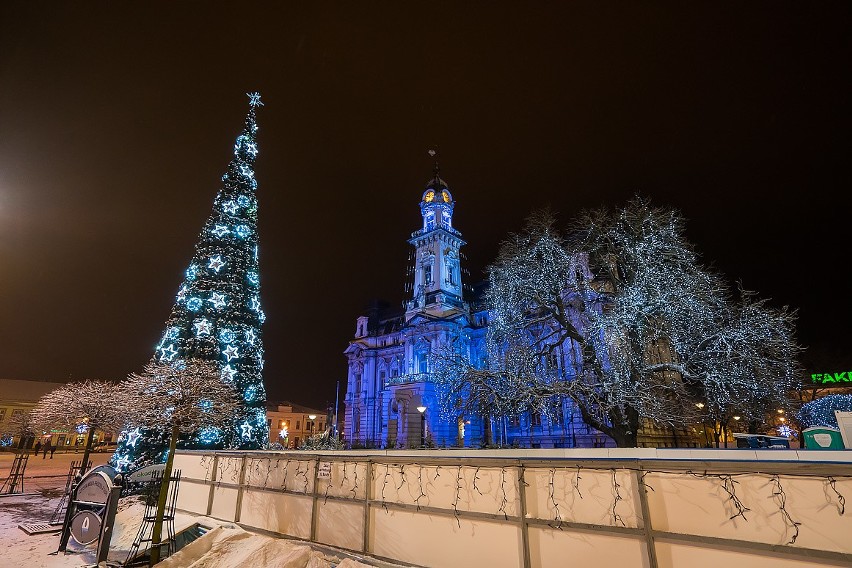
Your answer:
(531, 412), (542, 427)
(296, 421), (300, 430)
(11, 409), (24, 420)
(0, 409), (6, 422)
(379, 370), (386, 388)
(510, 416), (520, 427)
(419, 358), (428, 374)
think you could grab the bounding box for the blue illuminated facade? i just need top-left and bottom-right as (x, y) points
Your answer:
(343, 172), (619, 449)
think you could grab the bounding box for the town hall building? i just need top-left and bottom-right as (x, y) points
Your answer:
(342, 169), (689, 449)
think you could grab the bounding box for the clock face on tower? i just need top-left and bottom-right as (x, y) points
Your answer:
(424, 190), (435, 203)
(442, 190), (451, 203)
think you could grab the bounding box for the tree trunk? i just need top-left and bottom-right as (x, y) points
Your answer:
(483, 414), (493, 447)
(576, 403), (640, 448)
(149, 424), (179, 566)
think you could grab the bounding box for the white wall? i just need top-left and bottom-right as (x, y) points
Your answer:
(173, 448), (852, 568)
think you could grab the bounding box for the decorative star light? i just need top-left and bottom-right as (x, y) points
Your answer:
(247, 92), (263, 107)
(247, 271), (259, 287)
(165, 327), (180, 340)
(218, 328), (235, 343)
(222, 344), (240, 361)
(240, 164), (254, 179)
(159, 344), (178, 362)
(234, 224), (251, 239)
(185, 264), (198, 280)
(177, 284), (189, 302)
(76, 423), (89, 434)
(240, 421), (254, 440)
(211, 224), (230, 238)
(222, 200), (239, 215)
(208, 293), (227, 310)
(245, 142), (258, 157)
(125, 428), (142, 448)
(245, 328), (256, 345)
(221, 364), (237, 383)
(187, 297), (203, 312)
(208, 255), (226, 273)
(114, 454), (131, 472)
(237, 195), (251, 208)
(194, 318), (212, 337)
(250, 178), (258, 190)
(258, 310), (267, 324)
(250, 295), (261, 312)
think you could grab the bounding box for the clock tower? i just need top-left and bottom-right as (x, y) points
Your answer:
(405, 166), (466, 320)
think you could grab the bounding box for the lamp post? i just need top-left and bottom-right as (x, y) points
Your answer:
(417, 406), (427, 448)
(308, 414), (317, 436)
(695, 403), (710, 447)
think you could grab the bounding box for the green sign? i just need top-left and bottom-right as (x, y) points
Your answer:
(811, 372), (852, 385)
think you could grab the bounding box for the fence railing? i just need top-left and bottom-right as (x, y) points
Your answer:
(173, 448), (852, 568)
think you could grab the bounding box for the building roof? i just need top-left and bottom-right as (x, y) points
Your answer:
(266, 400), (326, 415)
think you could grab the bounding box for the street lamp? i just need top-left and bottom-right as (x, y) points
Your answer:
(308, 414), (317, 436)
(417, 406), (427, 448)
(695, 403), (709, 447)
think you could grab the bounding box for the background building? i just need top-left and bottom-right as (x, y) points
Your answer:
(266, 401), (327, 448)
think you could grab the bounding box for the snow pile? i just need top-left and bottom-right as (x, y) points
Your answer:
(156, 525), (372, 568)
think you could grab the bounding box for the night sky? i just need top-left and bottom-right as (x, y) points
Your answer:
(1, 3), (849, 410)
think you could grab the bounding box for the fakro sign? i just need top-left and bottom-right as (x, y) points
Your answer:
(811, 372), (852, 385)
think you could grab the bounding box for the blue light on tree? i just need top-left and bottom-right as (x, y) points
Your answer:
(244, 384), (257, 402)
(111, 92), (269, 473)
(221, 365), (237, 383)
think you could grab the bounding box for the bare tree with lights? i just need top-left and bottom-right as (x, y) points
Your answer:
(120, 359), (240, 565)
(30, 380), (127, 470)
(435, 198), (802, 447)
(2, 410), (36, 451)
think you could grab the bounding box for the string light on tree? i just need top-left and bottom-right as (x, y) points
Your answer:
(111, 92), (268, 472)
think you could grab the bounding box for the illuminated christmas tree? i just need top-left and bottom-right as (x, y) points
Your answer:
(112, 93), (268, 471)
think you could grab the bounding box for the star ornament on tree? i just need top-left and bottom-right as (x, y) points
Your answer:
(247, 92), (263, 107)
(208, 255), (226, 273)
(240, 420), (255, 440)
(159, 344), (178, 362)
(125, 428), (142, 448)
(208, 292), (227, 310)
(114, 454), (131, 472)
(222, 344), (240, 361)
(194, 318), (212, 337)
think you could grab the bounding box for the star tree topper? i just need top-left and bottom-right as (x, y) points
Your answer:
(247, 92), (263, 107)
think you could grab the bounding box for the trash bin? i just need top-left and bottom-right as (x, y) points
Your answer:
(802, 426), (845, 450)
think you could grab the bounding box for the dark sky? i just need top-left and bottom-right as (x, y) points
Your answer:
(1, 3), (849, 409)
